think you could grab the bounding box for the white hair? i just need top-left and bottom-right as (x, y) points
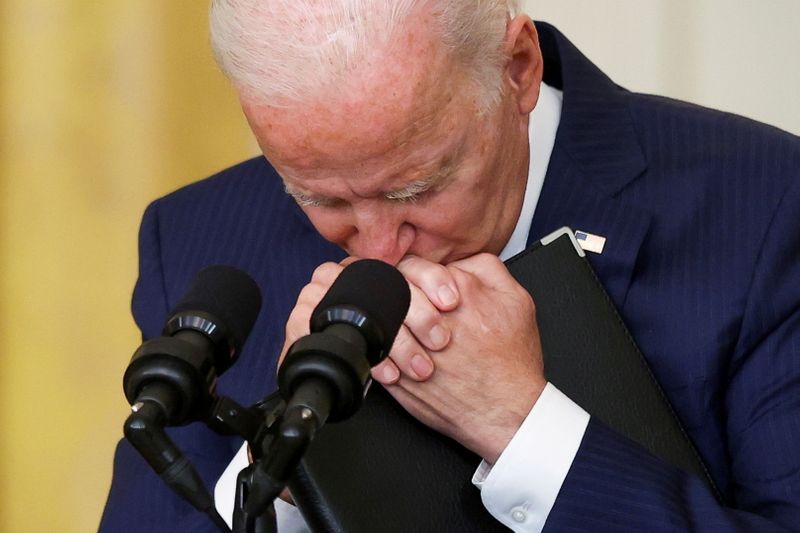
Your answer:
(209, 0), (520, 109)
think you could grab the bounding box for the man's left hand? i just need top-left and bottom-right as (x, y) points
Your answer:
(383, 254), (547, 464)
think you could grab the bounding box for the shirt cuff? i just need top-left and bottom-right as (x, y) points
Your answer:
(472, 382), (590, 532)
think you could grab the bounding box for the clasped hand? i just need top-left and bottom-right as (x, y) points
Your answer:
(280, 254), (546, 464)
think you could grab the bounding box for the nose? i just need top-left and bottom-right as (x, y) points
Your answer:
(348, 203), (415, 265)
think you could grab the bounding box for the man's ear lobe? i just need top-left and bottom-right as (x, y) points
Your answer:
(503, 15), (543, 114)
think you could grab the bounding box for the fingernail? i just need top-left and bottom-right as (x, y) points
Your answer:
(429, 325), (448, 348)
(383, 364), (399, 382)
(438, 285), (458, 307)
(411, 354), (433, 379)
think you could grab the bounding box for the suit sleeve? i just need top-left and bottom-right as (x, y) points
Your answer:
(544, 177), (800, 532)
(99, 200), (236, 533)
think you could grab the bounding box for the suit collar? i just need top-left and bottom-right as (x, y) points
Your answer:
(529, 23), (652, 307)
(528, 147), (652, 307)
(536, 21), (648, 196)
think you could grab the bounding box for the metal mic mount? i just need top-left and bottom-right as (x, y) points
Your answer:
(208, 388), (330, 533)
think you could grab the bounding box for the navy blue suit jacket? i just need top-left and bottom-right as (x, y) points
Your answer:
(101, 23), (800, 531)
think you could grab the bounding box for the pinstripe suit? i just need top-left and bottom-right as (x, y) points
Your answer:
(101, 23), (800, 531)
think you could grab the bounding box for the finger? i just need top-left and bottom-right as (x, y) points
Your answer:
(405, 282), (450, 351)
(285, 282), (328, 340)
(373, 324), (435, 383)
(447, 254), (537, 318)
(447, 253), (515, 291)
(371, 359), (400, 384)
(278, 282), (329, 366)
(283, 261), (344, 349)
(310, 261), (344, 285)
(338, 256), (360, 267)
(382, 378), (452, 436)
(397, 255), (460, 311)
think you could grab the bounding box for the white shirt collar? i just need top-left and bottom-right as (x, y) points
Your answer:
(499, 82), (563, 261)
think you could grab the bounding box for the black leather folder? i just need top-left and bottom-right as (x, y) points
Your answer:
(288, 227), (714, 532)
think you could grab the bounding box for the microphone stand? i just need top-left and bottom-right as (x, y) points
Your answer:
(148, 324), (381, 531)
(124, 261), (406, 532)
(209, 382), (333, 533)
(207, 394), (281, 533)
(200, 259), (409, 532)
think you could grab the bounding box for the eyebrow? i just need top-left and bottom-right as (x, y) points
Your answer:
(283, 162), (455, 207)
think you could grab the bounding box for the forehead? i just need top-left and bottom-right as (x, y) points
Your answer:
(241, 11), (479, 176)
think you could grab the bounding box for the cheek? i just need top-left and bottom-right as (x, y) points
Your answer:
(304, 209), (353, 243)
(408, 194), (475, 236)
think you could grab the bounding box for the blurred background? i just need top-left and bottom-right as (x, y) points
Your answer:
(0, 1), (798, 531)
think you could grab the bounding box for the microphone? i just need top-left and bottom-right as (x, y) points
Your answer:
(123, 265), (262, 425)
(278, 259), (411, 426)
(233, 260), (409, 525)
(122, 265), (261, 529)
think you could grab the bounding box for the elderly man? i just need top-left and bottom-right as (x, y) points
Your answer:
(102, 1), (800, 531)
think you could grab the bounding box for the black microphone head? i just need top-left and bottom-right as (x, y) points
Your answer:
(167, 265), (262, 371)
(310, 259), (410, 366)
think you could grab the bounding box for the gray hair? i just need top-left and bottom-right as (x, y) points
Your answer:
(209, 0), (520, 110)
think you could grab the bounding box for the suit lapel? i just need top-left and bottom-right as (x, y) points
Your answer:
(529, 147), (651, 308)
(528, 23), (654, 308)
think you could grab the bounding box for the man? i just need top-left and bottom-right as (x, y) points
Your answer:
(102, 1), (800, 531)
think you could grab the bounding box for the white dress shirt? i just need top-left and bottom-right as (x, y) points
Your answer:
(215, 82), (591, 532)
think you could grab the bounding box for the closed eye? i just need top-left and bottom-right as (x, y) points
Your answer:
(283, 160), (455, 207)
(384, 180), (432, 203)
(284, 184), (344, 208)
(384, 162), (455, 203)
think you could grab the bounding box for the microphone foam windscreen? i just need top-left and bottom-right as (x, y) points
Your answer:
(170, 265), (263, 354)
(312, 259), (410, 354)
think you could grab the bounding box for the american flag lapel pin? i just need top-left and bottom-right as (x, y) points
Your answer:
(575, 230), (607, 254)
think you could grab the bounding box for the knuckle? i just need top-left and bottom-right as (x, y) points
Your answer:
(396, 254), (421, 272)
(399, 256), (450, 284)
(285, 306), (311, 334)
(295, 284), (325, 309)
(297, 283), (319, 300)
(406, 296), (442, 330)
(523, 291), (536, 315)
(311, 261), (342, 283)
(422, 261), (451, 282)
(475, 252), (503, 269)
(424, 263), (453, 286)
(388, 328), (416, 359)
(449, 265), (478, 288)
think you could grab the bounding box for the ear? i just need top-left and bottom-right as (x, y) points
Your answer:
(502, 15), (543, 114)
